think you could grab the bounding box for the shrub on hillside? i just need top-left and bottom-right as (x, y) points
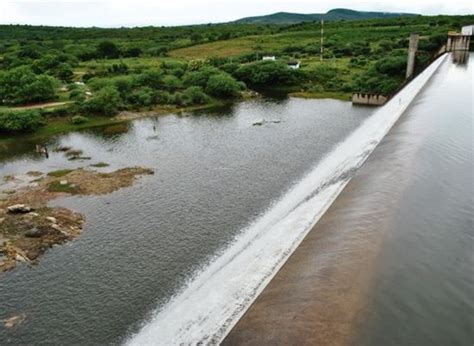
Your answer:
(205, 74), (242, 98)
(183, 86), (210, 105)
(0, 66), (58, 105)
(0, 109), (44, 132)
(80, 86), (122, 116)
(71, 115), (89, 124)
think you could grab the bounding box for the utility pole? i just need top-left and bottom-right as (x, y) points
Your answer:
(320, 16), (324, 61)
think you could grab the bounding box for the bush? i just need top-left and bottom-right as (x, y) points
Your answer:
(71, 115), (89, 124)
(0, 66), (58, 105)
(97, 41), (120, 59)
(234, 61), (303, 87)
(81, 86), (122, 116)
(161, 74), (182, 91)
(206, 73), (241, 98)
(129, 87), (155, 107)
(375, 56), (407, 77)
(56, 63), (74, 81)
(183, 66), (220, 88)
(183, 86), (210, 105)
(0, 109), (44, 132)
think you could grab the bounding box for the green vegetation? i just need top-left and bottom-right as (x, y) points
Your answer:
(47, 181), (80, 194)
(234, 8), (417, 24)
(0, 109), (45, 132)
(0, 13), (472, 136)
(71, 115), (89, 124)
(90, 162), (110, 168)
(47, 169), (73, 177)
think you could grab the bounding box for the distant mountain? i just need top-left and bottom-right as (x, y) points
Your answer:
(233, 8), (418, 24)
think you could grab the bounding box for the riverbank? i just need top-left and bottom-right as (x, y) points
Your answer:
(0, 165), (153, 273)
(1, 88), (349, 145)
(290, 90), (352, 101)
(0, 101), (226, 145)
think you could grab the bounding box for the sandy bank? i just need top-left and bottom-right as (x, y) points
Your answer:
(0, 166), (153, 273)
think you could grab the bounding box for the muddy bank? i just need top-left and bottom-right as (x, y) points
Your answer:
(0, 166), (153, 273)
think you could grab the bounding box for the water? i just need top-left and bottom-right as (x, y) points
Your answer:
(0, 97), (372, 344)
(1, 52), (469, 345)
(221, 53), (472, 346)
(357, 52), (473, 345)
(127, 55), (447, 344)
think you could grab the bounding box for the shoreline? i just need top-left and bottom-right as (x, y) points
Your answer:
(0, 90), (354, 145)
(0, 101), (227, 145)
(0, 165), (153, 273)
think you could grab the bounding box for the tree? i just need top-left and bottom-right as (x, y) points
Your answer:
(206, 73), (241, 98)
(234, 61), (302, 87)
(183, 86), (210, 105)
(374, 56), (407, 77)
(97, 41), (120, 59)
(81, 86), (121, 116)
(56, 63), (74, 81)
(129, 87), (155, 107)
(0, 110), (44, 132)
(0, 66), (57, 105)
(183, 66), (221, 88)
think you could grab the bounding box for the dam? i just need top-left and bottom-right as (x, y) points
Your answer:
(225, 53), (473, 345)
(0, 53), (471, 345)
(127, 54), (466, 344)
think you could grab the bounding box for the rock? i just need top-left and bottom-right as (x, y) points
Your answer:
(7, 204), (33, 214)
(0, 217), (4, 225)
(2, 189), (16, 195)
(60, 180), (68, 186)
(45, 217), (57, 224)
(252, 121), (264, 126)
(27, 171), (43, 177)
(29, 212), (40, 217)
(2, 314), (26, 328)
(24, 228), (43, 238)
(51, 223), (68, 236)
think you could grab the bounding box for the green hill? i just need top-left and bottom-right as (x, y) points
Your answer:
(234, 8), (418, 24)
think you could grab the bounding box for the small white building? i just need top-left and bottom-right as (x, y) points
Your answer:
(262, 56), (276, 61)
(461, 25), (474, 36)
(287, 60), (301, 69)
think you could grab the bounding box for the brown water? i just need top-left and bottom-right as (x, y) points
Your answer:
(357, 52), (473, 346)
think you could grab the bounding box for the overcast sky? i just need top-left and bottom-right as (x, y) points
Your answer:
(1, 0), (473, 27)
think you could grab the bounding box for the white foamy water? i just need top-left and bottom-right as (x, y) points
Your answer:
(126, 54), (448, 345)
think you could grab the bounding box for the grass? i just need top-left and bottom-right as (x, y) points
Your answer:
(170, 37), (257, 59)
(47, 169), (73, 178)
(47, 181), (80, 194)
(290, 91), (352, 101)
(90, 162), (110, 168)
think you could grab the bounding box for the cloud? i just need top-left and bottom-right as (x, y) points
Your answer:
(1, 0), (472, 27)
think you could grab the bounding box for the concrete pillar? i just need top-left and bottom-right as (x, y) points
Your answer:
(406, 33), (419, 79)
(447, 36), (452, 51)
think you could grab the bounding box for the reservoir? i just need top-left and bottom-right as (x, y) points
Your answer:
(1, 95), (372, 344)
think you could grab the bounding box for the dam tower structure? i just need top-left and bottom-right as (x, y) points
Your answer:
(406, 33), (420, 80)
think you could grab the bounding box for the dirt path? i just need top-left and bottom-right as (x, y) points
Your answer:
(11, 101), (71, 110)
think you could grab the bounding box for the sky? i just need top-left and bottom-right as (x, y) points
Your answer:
(1, 0), (473, 27)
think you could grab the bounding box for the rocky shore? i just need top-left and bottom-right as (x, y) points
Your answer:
(0, 166), (153, 273)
